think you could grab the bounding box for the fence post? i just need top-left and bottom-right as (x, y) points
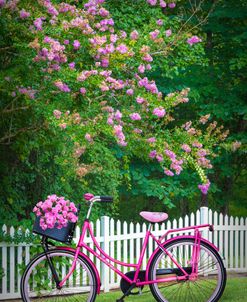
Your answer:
(200, 206), (209, 240)
(100, 216), (110, 292)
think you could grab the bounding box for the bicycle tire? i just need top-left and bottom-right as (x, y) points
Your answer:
(20, 248), (98, 302)
(148, 238), (226, 302)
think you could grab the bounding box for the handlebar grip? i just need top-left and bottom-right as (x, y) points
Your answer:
(100, 196), (113, 203)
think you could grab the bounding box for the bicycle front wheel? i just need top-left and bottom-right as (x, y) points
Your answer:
(21, 249), (98, 302)
(149, 238), (226, 302)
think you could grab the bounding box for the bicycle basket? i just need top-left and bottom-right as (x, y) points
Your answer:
(33, 204), (79, 244)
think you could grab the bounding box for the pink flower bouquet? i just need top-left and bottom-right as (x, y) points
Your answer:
(33, 194), (78, 230)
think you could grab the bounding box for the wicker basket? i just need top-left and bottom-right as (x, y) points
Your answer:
(33, 216), (77, 244)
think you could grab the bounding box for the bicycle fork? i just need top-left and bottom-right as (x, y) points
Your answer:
(41, 237), (61, 289)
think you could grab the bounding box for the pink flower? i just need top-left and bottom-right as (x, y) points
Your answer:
(147, 0), (157, 5)
(126, 88), (134, 95)
(80, 87), (86, 94)
(153, 107), (166, 118)
(116, 44), (128, 54)
(147, 137), (156, 143)
(138, 64), (145, 73)
(149, 30), (160, 40)
(54, 81), (70, 92)
(160, 0), (167, 8)
(115, 110), (122, 120)
(130, 113), (141, 121)
(85, 133), (93, 142)
(192, 141), (203, 148)
(181, 144), (191, 153)
(156, 19), (163, 26)
(64, 39), (70, 45)
(73, 40), (81, 49)
(20, 9), (30, 19)
(149, 150), (157, 158)
(187, 36), (202, 46)
(142, 53), (153, 62)
(165, 29), (172, 37)
(164, 169), (174, 176)
(136, 96), (145, 104)
(130, 30), (139, 40)
(0, 0), (5, 8)
(68, 62), (75, 69)
(101, 58), (109, 67)
(198, 181), (210, 194)
(34, 18), (43, 31)
(53, 110), (62, 119)
(168, 2), (176, 8)
(156, 154), (163, 162)
(165, 149), (176, 160)
(59, 123), (67, 129)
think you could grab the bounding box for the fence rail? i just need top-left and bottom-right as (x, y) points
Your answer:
(0, 207), (247, 300)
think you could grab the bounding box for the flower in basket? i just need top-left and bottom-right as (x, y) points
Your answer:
(33, 194), (78, 230)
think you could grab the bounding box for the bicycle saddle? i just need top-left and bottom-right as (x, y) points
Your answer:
(140, 211), (168, 223)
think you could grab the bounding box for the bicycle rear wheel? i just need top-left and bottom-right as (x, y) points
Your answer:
(21, 249), (98, 302)
(149, 238), (226, 302)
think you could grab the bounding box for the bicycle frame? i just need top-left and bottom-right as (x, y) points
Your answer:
(58, 218), (215, 289)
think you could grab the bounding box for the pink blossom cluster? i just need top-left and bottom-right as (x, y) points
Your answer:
(34, 36), (67, 64)
(34, 17), (43, 31)
(70, 17), (93, 35)
(54, 80), (71, 92)
(130, 113), (141, 121)
(138, 77), (159, 94)
(149, 150), (163, 162)
(58, 3), (76, 14)
(100, 76), (126, 91)
(19, 9), (30, 19)
(147, 1), (176, 8)
(181, 144), (191, 153)
(187, 36), (202, 46)
(196, 149), (212, 169)
(149, 29), (160, 40)
(147, 137), (156, 143)
(18, 87), (36, 99)
(165, 149), (183, 175)
(130, 30), (139, 40)
(113, 124), (127, 146)
(77, 70), (98, 82)
(33, 194), (78, 230)
(53, 109), (62, 119)
(43, 0), (59, 17)
(198, 181), (210, 195)
(153, 107), (166, 118)
(192, 141), (203, 148)
(0, 0), (5, 8)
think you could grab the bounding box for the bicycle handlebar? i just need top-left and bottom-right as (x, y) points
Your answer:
(84, 193), (113, 203)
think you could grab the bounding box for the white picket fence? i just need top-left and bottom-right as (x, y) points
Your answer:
(0, 207), (247, 300)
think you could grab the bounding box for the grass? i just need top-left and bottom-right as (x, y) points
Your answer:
(96, 277), (247, 302)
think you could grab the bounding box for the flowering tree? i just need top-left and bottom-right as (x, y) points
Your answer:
(0, 0), (228, 214)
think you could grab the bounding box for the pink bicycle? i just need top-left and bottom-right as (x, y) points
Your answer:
(21, 194), (226, 302)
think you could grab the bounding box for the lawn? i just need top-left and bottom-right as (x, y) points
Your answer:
(96, 277), (247, 302)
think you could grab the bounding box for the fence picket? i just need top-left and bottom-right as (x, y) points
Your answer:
(235, 217), (239, 268)
(9, 227), (15, 295)
(0, 208), (246, 300)
(240, 218), (244, 270)
(123, 221), (128, 274)
(229, 216), (234, 268)
(224, 215), (229, 268)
